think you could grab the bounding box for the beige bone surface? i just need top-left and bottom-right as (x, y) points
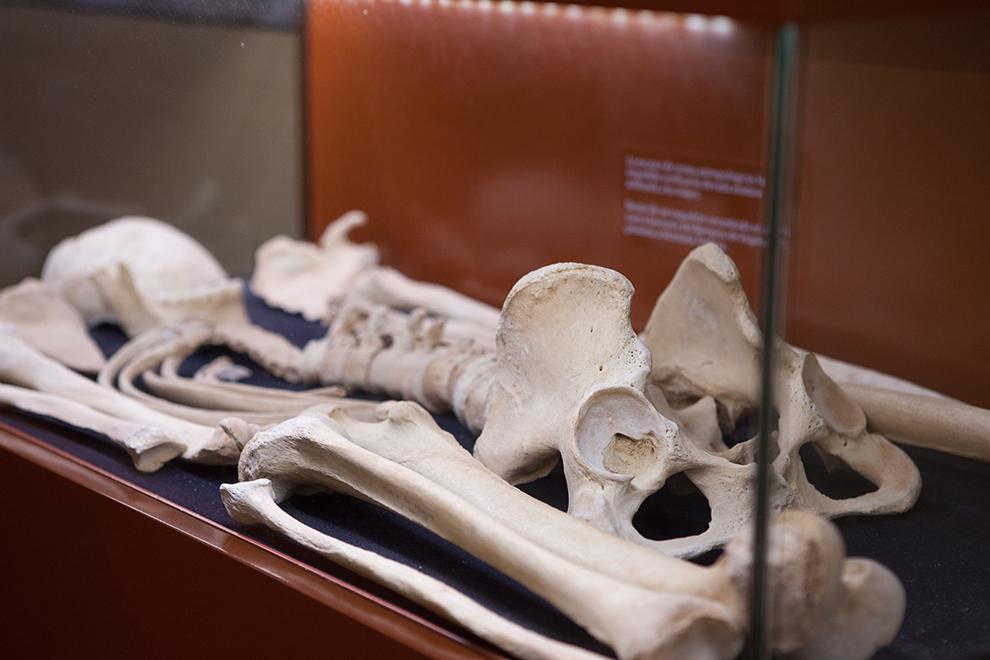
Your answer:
(837, 384), (990, 463)
(222, 477), (607, 660)
(0, 383), (182, 472)
(0, 330), (241, 465)
(42, 216), (232, 328)
(226, 403), (904, 660)
(812, 350), (990, 463)
(641, 247), (922, 520)
(286, 235), (987, 469)
(252, 212), (500, 341)
(0, 278), (106, 373)
(97, 323), (377, 429)
(251, 210), (381, 322)
(474, 259), (920, 557)
(347, 264), (501, 332)
(814, 354), (946, 399)
(298, 301), (495, 430)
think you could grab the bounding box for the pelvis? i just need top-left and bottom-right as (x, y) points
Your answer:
(474, 245), (920, 558)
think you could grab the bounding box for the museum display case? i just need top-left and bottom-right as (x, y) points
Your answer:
(0, 1), (987, 658)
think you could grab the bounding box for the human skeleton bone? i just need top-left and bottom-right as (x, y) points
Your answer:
(0, 329), (244, 468)
(299, 301), (495, 430)
(2, 215), (981, 548)
(223, 402), (905, 660)
(42, 216), (234, 331)
(252, 216), (989, 464)
(0, 382), (183, 472)
(96, 322), (380, 427)
(0, 220), (925, 657)
(251, 210), (380, 322)
(253, 211), (500, 344)
(38, 216), (981, 465)
(29, 231), (930, 552)
(0, 277), (106, 373)
(640, 243), (990, 465)
(474, 258), (921, 556)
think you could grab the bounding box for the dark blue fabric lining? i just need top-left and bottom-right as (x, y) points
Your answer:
(3, 291), (989, 659)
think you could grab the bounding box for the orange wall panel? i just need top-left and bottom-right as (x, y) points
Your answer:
(788, 15), (990, 406)
(306, 1), (773, 328)
(306, 4), (989, 406)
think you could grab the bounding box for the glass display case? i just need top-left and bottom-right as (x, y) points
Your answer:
(1, 1), (987, 658)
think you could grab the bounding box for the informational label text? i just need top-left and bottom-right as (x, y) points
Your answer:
(623, 153), (765, 250)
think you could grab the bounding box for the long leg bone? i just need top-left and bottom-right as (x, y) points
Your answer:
(0, 383), (182, 472)
(225, 404), (905, 660)
(0, 329), (243, 465)
(327, 401), (736, 595)
(813, 353), (945, 399)
(222, 478), (607, 660)
(232, 412), (740, 660)
(836, 384), (990, 463)
(339, 398), (906, 656)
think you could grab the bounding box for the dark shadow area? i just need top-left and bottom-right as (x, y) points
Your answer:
(689, 547), (724, 567)
(632, 474), (712, 541)
(800, 443), (877, 500)
(722, 405), (775, 448)
(724, 406), (755, 448)
(516, 461), (569, 513)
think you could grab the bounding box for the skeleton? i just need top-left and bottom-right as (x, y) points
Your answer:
(39, 216), (984, 458)
(2, 218), (982, 555)
(0, 220), (934, 656)
(21, 227), (942, 559)
(223, 402), (905, 660)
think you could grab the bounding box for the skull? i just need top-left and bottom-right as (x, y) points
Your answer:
(41, 216), (245, 336)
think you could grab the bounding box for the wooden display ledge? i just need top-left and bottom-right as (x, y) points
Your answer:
(0, 416), (501, 659)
